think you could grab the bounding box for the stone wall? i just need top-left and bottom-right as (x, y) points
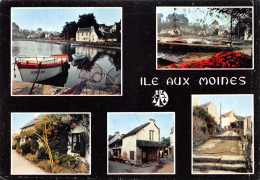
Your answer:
(193, 115), (211, 147)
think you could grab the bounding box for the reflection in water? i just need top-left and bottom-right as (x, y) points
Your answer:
(12, 41), (121, 94)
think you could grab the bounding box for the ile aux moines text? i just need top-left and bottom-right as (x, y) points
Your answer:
(140, 76), (247, 86)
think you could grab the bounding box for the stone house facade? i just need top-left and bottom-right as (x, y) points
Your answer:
(121, 119), (160, 165)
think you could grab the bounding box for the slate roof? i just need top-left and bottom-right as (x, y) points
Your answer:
(234, 115), (246, 121)
(108, 135), (115, 141)
(77, 27), (92, 33)
(123, 122), (150, 138)
(137, 140), (159, 147)
(109, 139), (122, 148)
(21, 114), (45, 129)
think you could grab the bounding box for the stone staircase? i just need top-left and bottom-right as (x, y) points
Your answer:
(193, 154), (247, 173)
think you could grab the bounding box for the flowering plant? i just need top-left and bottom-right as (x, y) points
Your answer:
(158, 51), (252, 69)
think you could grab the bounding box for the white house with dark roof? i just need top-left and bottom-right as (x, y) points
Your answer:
(108, 131), (122, 158)
(121, 119), (160, 165)
(76, 26), (104, 42)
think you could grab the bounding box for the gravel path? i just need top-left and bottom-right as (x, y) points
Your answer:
(11, 150), (47, 175)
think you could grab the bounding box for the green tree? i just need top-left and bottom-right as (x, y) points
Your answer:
(77, 13), (99, 30)
(160, 137), (170, 150)
(61, 21), (78, 40)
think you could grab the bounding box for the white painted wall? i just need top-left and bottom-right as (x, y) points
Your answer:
(136, 121), (159, 142)
(207, 102), (220, 124)
(122, 135), (137, 162)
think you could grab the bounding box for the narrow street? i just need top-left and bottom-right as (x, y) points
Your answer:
(109, 157), (174, 174)
(193, 130), (247, 174)
(11, 150), (47, 175)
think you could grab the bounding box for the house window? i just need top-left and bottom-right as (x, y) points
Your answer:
(130, 151), (135, 160)
(72, 133), (81, 153)
(149, 130), (154, 140)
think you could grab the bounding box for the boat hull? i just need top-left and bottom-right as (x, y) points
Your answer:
(72, 54), (86, 61)
(18, 66), (63, 82)
(16, 54), (69, 83)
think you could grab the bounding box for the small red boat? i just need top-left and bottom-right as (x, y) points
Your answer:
(15, 54), (69, 83)
(173, 39), (187, 43)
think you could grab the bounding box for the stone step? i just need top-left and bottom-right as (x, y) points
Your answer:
(193, 170), (247, 174)
(211, 136), (241, 140)
(193, 162), (247, 172)
(193, 154), (246, 164)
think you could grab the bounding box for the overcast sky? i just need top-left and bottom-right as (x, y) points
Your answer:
(108, 112), (175, 140)
(11, 7), (122, 32)
(193, 95), (253, 117)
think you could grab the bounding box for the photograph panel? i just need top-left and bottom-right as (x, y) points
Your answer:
(11, 113), (91, 175)
(157, 7), (253, 70)
(191, 95), (254, 174)
(107, 112), (175, 174)
(11, 7), (122, 96)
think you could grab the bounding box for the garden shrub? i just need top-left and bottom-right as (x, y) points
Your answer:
(49, 140), (59, 152)
(53, 152), (78, 169)
(25, 153), (38, 163)
(16, 146), (23, 154)
(20, 141), (31, 156)
(12, 140), (18, 150)
(20, 140), (39, 155)
(37, 147), (49, 160)
(37, 160), (51, 172)
(158, 51), (252, 69)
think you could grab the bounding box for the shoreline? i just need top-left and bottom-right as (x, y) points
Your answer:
(12, 81), (120, 95)
(13, 39), (121, 50)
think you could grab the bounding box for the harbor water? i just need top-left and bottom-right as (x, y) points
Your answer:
(12, 40), (121, 93)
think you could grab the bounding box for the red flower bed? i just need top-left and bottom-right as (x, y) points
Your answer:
(158, 51), (252, 69)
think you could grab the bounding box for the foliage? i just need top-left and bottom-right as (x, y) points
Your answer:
(25, 153), (38, 163)
(37, 160), (52, 172)
(77, 13), (99, 30)
(53, 152), (79, 169)
(193, 106), (217, 134)
(61, 13), (99, 39)
(158, 51), (252, 69)
(37, 147), (49, 160)
(160, 137), (171, 150)
(16, 146), (23, 154)
(20, 140), (39, 156)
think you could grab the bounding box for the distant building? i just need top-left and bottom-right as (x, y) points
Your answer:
(76, 26), (104, 42)
(168, 126), (174, 160)
(200, 101), (220, 124)
(220, 110), (238, 129)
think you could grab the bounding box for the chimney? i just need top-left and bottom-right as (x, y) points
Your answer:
(115, 131), (120, 135)
(149, 119), (155, 124)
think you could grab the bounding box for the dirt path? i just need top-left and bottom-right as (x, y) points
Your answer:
(11, 150), (47, 175)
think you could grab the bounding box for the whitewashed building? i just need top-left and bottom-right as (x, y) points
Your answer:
(108, 131), (122, 158)
(76, 26), (104, 42)
(121, 119), (160, 165)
